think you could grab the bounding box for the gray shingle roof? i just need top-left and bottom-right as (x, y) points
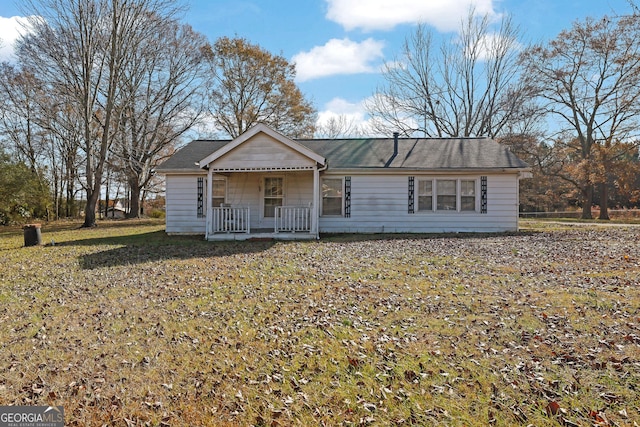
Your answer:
(156, 137), (529, 172)
(155, 140), (229, 172)
(298, 137), (528, 170)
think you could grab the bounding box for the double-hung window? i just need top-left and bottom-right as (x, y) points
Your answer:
(322, 178), (343, 216)
(418, 180), (433, 211)
(460, 180), (476, 211)
(437, 179), (457, 211)
(415, 178), (477, 212)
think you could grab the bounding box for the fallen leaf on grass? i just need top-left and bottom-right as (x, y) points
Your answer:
(347, 356), (361, 368)
(589, 410), (609, 425)
(545, 400), (560, 416)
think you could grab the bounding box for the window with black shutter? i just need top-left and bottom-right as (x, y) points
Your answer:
(408, 176), (415, 213)
(344, 176), (351, 218)
(481, 176), (488, 214)
(197, 177), (204, 218)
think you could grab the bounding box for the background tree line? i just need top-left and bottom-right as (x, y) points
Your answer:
(0, 0), (315, 226)
(1, 1), (639, 225)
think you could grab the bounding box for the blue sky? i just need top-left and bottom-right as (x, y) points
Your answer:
(0, 0), (636, 133)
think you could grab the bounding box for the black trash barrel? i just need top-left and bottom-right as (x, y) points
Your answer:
(24, 223), (42, 246)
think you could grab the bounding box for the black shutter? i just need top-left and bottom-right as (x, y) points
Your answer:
(344, 176), (351, 218)
(197, 177), (204, 218)
(481, 176), (487, 214)
(408, 176), (415, 214)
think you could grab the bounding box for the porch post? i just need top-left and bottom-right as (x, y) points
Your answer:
(312, 166), (320, 238)
(205, 168), (213, 239)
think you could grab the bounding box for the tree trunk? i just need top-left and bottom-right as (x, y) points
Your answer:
(53, 171), (60, 221)
(105, 178), (110, 220)
(581, 184), (593, 219)
(65, 164), (73, 217)
(598, 182), (610, 220)
(127, 182), (141, 219)
(140, 188), (147, 216)
(83, 188), (100, 227)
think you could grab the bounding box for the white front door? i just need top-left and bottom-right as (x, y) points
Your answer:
(261, 176), (284, 228)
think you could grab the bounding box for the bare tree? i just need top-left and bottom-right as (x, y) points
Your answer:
(111, 20), (208, 218)
(520, 13), (640, 219)
(45, 99), (84, 218)
(314, 114), (366, 138)
(205, 36), (316, 138)
(368, 10), (528, 138)
(0, 64), (47, 172)
(17, 0), (182, 227)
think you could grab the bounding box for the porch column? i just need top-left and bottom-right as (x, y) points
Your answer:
(312, 166), (320, 238)
(205, 168), (213, 239)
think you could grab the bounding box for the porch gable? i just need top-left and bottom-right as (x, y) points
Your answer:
(199, 123), (325, 171)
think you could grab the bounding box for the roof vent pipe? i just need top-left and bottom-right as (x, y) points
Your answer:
(385, 132), (400, 167)
(393, 132), (399, 158)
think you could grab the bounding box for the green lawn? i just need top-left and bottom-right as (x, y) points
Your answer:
(1, 220), (638, 426)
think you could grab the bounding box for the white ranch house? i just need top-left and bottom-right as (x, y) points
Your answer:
(156, 124), (530, 240)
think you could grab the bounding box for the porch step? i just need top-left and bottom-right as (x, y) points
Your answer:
(207, 231), (316, 241)
(248, 237), (276, 242)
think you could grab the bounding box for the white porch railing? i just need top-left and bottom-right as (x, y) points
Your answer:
(275, 206), (311, 233)
(211, 206), (250, 234)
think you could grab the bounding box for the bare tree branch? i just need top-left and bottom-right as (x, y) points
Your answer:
(367, 9), (528, 138)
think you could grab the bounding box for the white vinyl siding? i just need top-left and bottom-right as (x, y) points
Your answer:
(165, 174), (208, 234)
(319, 174), (520, 233)
(165, 172), (314, 234)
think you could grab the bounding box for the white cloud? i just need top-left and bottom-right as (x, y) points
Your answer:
(0, 15), (35, 62)
(318, 97), (366, 123)
(292, 38), (384, 82)
(325, 0), (498, 32)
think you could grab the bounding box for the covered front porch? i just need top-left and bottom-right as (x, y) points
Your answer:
(204, 169), (320, 241)
(197, 124), (326, 241)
